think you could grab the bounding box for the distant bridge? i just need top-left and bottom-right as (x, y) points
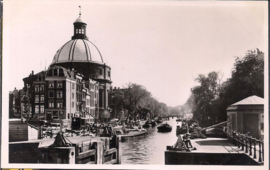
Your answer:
(160, 114), (182, 118)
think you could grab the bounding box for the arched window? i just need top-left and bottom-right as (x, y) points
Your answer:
(59, 69), (64, 76)
(53, 69), (58, 76)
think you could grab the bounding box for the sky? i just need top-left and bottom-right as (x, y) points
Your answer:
(4, 0), (268, 107)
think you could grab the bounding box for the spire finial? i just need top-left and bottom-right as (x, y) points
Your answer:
(79, 6), (81, 18)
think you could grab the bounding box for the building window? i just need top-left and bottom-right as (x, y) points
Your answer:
(82, 29), (84, 34)
(35, 85), (39, 92)
(35, 95), (39, 103)
(57, 100), (63, 108)
(68, 113), (70, 119)
(72, 83), (75, 89)
(57, 91), (63, 98)
(57, 82), (62, 88)
(108, 71), (110, 77)
(49, 91), (54, 98)
(40, 85), (44, 92)
(40, 94), (44, 103)
(100, 69), (102, 75)
(72, 102), (74, 108)
(59, 69), (64, 76)
(35, 105), (39, 114)
(76, 29), (78, 34)
(40, 105), (44, 113)
(79, 29), (82, 34)
(99, 89), (103, 107)
(49, 100), (54, 108)
(72, 93), (74, 99)
(53, 69), (58, 76)
(49, 82), (54, 88)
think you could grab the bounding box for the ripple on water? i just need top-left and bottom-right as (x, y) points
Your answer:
(120, 119), (179, 164)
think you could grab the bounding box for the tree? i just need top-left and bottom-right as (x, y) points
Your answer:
(123, 83), (151, 118)
(110, 88), (125, 118)
(216, 49), (264, 120)
(191, 71), (221, 126)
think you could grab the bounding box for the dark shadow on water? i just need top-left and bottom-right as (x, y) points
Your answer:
(195, 139), (231, 146)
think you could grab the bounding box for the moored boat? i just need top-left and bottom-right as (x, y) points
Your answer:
(157, 123), (172, 132)
(156, 119), (163, 123)
(143, 123), (151, 128)
(118, 129), (147, 140)
(150, 121), (157, 127)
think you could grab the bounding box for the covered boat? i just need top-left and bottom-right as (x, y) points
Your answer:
(157, 123), (172, 132)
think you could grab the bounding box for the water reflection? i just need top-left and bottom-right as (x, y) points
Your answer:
(120, 118), (182, 164)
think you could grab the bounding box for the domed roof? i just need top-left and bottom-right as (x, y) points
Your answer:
(74, 17), (84, 23)
(52, 39), (106, 64)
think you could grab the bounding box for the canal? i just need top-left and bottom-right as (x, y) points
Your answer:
(120, 118), (182, 164)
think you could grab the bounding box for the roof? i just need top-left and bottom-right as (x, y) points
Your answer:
(231, 95), (264, 106)
(227, 95), (264, 111)
(74, 17), (85, 23)
(51, 39), (106, 64)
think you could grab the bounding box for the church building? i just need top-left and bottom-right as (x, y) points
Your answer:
(17, 13), (112, 123)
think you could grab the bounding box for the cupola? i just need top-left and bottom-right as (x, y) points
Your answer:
(72, 6), (88, 40)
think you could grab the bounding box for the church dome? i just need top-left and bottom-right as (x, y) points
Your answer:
(52, 39), (107, 64)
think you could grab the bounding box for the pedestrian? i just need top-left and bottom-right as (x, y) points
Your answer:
(184, 133), (193, 148)
(174, 128), (188, 150)
(174, 134), (187, 150)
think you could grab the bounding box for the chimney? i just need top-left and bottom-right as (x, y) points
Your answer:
(32, 70), (34, 75)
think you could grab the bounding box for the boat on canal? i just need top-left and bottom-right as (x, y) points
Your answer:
(157, 123), (172, 132)
(118, 129), (147, 140)
(156, 117), (163, 123)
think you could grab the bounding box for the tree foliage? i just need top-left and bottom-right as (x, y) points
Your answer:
(191, 71), (221, 124)
(189, 49), (264, 126)
(112, 83), (169, 119)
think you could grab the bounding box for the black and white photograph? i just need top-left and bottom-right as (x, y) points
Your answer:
(2, 0), (268, 168)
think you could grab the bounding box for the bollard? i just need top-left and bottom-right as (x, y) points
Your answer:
(258, 141), (262, 162)
(245, 134), (248, 153)
(241, 134), (244, 151)
(253, 138), (256, 159)
(249, 136), (252, 156)
(237, 133), (240, 148)
(116, 136), (121, 164)
(233, 131), (236, 145)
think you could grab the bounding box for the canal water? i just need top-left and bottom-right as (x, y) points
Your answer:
(120, 118), (182, 164)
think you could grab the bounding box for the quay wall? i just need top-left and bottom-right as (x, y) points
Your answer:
(165, 152), (259, 165)
(9, 142), (39, 163)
